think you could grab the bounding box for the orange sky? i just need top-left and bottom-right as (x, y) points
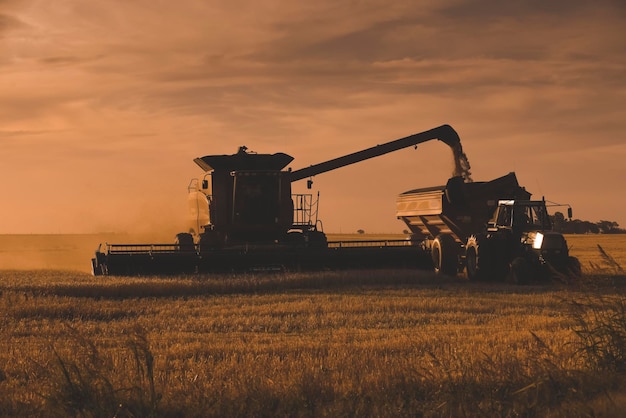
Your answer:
(1, 0), (625, 235)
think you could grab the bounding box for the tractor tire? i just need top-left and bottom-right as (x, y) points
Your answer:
(566, 256), (582, 278)
(508, 257), (531, 285)
(465, 237), (481, 281)
(432, 233), (458, 276)
(465, 235), (501, 281)
(175, 232), (195, 252)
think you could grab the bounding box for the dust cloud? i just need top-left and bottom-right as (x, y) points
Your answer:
(0, 231), (191, 273)
(0, 198), (194, 273)
(0, 234), (115, 273)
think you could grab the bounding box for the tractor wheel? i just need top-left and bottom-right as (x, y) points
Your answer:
(175, 232), (195, 252)
(432, 234), (458, 276)
(566, 256), (582, 278)
(508, 257), (531, 285)
(465, 235), (496, 281)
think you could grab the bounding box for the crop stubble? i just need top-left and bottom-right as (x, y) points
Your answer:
(0, 235), (625, 416)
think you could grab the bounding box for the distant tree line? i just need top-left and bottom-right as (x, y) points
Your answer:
(550, 212), (626, 234)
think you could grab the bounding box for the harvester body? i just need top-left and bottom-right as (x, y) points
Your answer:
(92, 125), (463, 275)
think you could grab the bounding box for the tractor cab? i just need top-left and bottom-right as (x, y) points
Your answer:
(489, 200), (552, 233)
(481, 199), (578, 282)
(487, 199), (564, 253)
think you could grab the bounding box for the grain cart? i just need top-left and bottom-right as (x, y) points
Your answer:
(92, 124), (469, 275)
(397, 174), (580, 283)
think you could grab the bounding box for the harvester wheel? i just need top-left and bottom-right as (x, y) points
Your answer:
(91, 258), (104, 276)
(175, 233), (195, 252)
(432, 234), (458, 276)
(284, 230), (306, 246)
(307, 230), (328, 248)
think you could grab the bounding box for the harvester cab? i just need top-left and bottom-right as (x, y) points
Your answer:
(190, 146), (321, 249)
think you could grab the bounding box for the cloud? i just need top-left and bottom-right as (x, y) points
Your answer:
(0, 0), (625, 233)
(0, 13), (20, 33)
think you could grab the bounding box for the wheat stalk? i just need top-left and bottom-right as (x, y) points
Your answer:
(597, 244), (624, 272)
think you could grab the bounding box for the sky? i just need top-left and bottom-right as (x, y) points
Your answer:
(1, 0), (625, 236)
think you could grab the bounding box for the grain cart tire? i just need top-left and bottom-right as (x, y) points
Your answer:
(432, 234), (458, 276)
(175, 233), (195, 252)
(508, 257), (531, 285)
(465, 235), (493, 281)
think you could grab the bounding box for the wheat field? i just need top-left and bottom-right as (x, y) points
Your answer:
(0, 234), (625, 417)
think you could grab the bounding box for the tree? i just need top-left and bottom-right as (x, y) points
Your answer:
(597, 220), (625, 234)
(552, 211), (566, 233)
(549, 213), (625, 234)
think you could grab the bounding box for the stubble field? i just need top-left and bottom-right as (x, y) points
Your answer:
(1, 234), (626, 417)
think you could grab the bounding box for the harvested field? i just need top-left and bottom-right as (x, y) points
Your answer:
(0, 234), (625, 417)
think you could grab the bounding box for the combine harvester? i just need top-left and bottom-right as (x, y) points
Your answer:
(92, 124), (579, 282)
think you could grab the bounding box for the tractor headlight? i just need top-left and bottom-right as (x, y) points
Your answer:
(533, 232), (544, 250)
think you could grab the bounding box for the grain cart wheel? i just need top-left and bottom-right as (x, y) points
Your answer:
(508, 257), (531, 285)
(465, 235), (492, 281)
(432, 234), (458, 276)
